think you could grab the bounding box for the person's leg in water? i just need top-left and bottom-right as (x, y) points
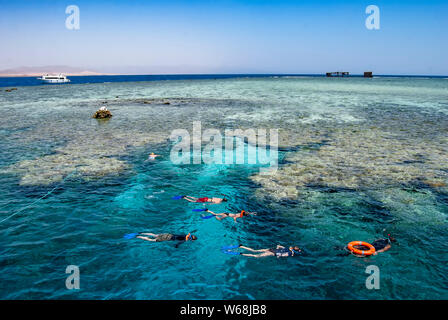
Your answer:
(137, 236), (156, 242)
(137, 233), (158, 242)
(216, 214), (229, 221)
(242, 251), (274, 258)
(183, 196), (198, 203)
(206, 210), (229, 221)
(239, 245), (269, 253)
(239, 245), (273, 257)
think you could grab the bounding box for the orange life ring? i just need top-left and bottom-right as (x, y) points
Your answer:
(347, 241), (376, 256)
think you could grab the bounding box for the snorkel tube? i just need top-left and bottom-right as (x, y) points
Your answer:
(289, 247), (302, 256)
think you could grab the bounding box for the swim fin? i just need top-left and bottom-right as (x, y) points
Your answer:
(221, 245), (239, 250)
(192, 208), (208, 212)
(123, 232), (139, 239)
(172, 195), (184, 200)
(221, 245), (241, 255)
(201, 215), (215, 219)
(222, 250), (240, 255)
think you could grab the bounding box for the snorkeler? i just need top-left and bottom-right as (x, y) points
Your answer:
(223, 244), (302, 258)
(124, 232), (197, 248)
(203, 209), (256, 222)
(370, 234), (396, 254)
(180, 195), (228, 204)
(148, 152), (160, 160)
(339, 234), (396, 257)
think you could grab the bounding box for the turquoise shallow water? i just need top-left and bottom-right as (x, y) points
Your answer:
(0, 77), (447, 299)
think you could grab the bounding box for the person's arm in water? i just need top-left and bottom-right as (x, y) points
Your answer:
(276, 245), (285, 249)
(374, 244), (391, 254)
(175, 241), (184, 248)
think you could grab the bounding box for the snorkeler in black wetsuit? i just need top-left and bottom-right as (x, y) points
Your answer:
(136, 232), (197, 248)
(337, 234), (396, 257)
(371, 237), (395, 253)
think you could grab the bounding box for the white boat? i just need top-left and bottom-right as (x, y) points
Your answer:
(37, 74), (71, 84)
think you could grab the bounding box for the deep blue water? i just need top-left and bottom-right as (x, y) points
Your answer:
(1, 74), (447, 88)
(1, 74), (292, 88)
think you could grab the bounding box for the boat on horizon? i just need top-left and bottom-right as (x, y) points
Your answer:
(37, 74), (70, 84)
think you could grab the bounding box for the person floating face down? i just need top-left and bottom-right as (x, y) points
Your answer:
(205, 209), (256, 222)
(228, 244), (302, 258)
(348, 234), (397, 257)
(182, 195), (228, 204)
(148, 152), (160, 160)
(136, 232), (197, 248)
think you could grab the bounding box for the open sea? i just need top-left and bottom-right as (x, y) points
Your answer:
(0, 75), (447, 299)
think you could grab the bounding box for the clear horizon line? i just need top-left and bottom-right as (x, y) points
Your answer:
(1, 72), (447, 78)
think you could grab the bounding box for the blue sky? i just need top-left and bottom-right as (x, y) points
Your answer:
(0, 0), (447, 75)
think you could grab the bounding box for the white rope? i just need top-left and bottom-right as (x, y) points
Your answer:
(0, 169), (78, 225)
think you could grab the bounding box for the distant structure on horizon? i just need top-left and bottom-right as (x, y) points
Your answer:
(325, 71), (374, 78)
(326, 71), (349, 77)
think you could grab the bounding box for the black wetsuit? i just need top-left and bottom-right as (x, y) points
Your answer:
(173, 234), (193, 248)
(172, 234), (188, 241)
(372, 238), (390, 251)
(268, 247), (294, 257)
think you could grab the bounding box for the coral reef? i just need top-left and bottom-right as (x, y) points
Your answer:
(92, 107), (113, 119)
(252, 127), (448, 200)
(4, 131), (168, 185)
